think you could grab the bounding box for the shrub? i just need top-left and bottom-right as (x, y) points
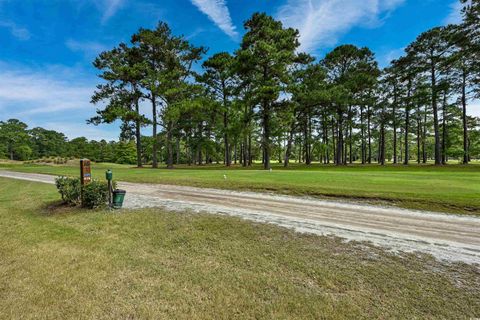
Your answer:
(82, 180), (112, 209)
(55, 177), (114, 209)
(55, 176), (81, 205)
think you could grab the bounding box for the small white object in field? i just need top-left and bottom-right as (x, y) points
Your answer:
(269, 168), (272, 172)
(223, 174), (227, 180)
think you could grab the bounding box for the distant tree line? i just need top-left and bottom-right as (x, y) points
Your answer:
(89, 1), (480, 168)
(0, 119), (138, 164)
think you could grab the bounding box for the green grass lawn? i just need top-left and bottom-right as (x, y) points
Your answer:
(0, 177), (479, 319)
(2, 161), (480, 214)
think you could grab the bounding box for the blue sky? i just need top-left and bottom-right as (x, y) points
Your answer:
(0, 0), (474, 140)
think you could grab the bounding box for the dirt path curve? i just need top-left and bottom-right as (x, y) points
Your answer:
(1, 169), (479, 264)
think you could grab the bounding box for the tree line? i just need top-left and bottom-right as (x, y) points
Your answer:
(90, 1), (480, 169)
(0, 119), (138, 163)
(2, 1), (478, 168)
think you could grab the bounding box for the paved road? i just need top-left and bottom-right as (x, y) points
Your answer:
(1, 170), (479, 264)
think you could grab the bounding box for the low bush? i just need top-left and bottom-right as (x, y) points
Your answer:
(55, 177), (114, 209)
(53, 157), (68, 165)
(55, 176), (81, 205)
(82, 181), (112, 209)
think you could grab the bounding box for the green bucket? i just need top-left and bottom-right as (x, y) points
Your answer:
(112, 189), (126, 209)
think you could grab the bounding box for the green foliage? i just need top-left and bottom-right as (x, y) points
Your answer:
(82, 180), (112, 209)
(55, 176), (114, 209)
(236, 13), (304, 169)
(114, 141), (137, 164)
(0, 119), (31, 160)
(29, 127), (67, 158)
(55, 176), (81, 205)
(13, 145), (32, 161)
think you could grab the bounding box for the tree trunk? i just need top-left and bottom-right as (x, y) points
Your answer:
(349, 120), (353, 164)
(416, 104), (421, 164)
(462, 68), (469, 164)
(134, 98), (143, 168)
(278, 139), (283, 164)
(392, 90), (397, 164)
(205, 125), (211, 164)
(166, 121), (173, 169)
(239, 143), (243, 165)
(305, 113), (312, 165)
(431, 61), (442, 165)
(187, 130), (192, 166)
(442, 91), (447, 165)
(367, 106), (372, 164)
(195, 123), (202, 165)
(262, 100), (271, 170)
(360, 105), (365, 164)
(423, 106), (427, 163)
(224, 110), (230, 167)
(348, 106), (353, 164)
(234, 142), (237, 165)
(298, 139), (302, 163)
(331, 118), (336, 164)
(399, 128), (403, 163)
(380, 108), (386, 166)
(336, 107), (343, 166)
(221, 80), (231, 167)
(176, 136), (180, 165)
(151, 95), (158, 168)
(243, 135), (248, 167)
(248, 132), (252, 166)
(323, 113), (329, 164)
(284, 121), (295, 167)
(404, 82), (411, 165)
(403, 107), (410, 165)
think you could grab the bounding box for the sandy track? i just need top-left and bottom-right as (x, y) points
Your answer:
(1, 169), (479, 264)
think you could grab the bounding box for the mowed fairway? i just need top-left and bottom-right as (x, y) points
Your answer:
(2, 161), (480, 214)
(0, 177), (479, 319)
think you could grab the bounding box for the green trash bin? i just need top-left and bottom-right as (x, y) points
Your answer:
(112, 189), (126, 209)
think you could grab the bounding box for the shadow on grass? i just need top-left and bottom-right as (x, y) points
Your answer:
(40, 200), (82, 216)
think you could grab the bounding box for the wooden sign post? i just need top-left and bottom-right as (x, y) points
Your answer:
(80, 159), (91, 206)
(80, 159), (92, 186)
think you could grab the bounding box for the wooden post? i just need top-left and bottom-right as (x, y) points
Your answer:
(80, 159), (91, 206)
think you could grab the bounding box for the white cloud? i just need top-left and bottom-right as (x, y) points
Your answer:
(444, 1), (462, 25)
(37, 122), (119, 141)
(186, 27), (206, 40)
(443, 0), (468, 25)
(65, 39), (109, 57)
(0, 62), (127, 140)
(101, 0), (124, 23)
(0, 20), (30, 40)
(190, 0), (238, 39)
(0, 65), (92, 116)
(276, 0), (405, 53)
(378, 47), (405, 67)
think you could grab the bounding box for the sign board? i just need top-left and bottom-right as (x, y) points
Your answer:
(80, 159), (92, 185)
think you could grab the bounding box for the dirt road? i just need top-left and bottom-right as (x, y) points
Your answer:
(1, 169), (479, 264)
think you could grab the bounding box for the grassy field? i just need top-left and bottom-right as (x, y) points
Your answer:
(1, 161), (480, 214)
(0, 177), (479, 319)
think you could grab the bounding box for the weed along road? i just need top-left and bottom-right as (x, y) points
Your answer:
(1, 169), (479, 265)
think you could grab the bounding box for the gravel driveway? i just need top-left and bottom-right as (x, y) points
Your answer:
(1, 169), (479, 265)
